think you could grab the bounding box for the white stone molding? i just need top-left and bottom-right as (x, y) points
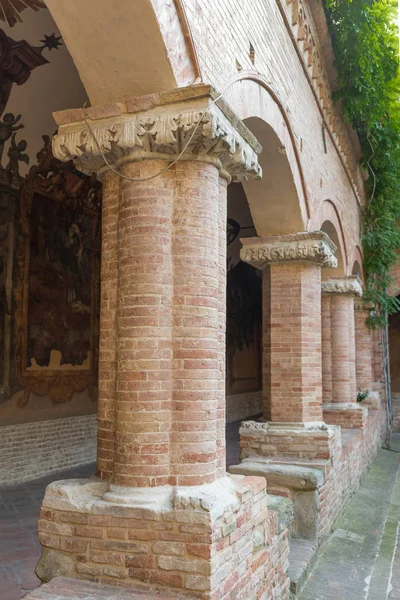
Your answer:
(52, 95), (261, 182)
(240, 232), (337, 270)
(322, 276), (363, 297)
(239, 420), (335, 433)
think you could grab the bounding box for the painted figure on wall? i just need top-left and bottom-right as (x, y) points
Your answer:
(27, 193), (94, 369)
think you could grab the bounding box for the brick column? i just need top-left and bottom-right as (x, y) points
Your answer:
(321, 277), (368, 428)
(37, 87), (289, 597)
(263, 261), (324, 423)
(321, 294), (332, 404)
(354, 300), (373, 392)
(354, 301), (380, 410)
(229, 233), (342, 464)
(97, 172), (119, 481)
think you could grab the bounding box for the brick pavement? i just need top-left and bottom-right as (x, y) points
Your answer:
(0, 463), (96, 600)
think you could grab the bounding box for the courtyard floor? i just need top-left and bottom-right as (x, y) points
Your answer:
(0, 423), (399, 600)
(299, 434), (400, 600)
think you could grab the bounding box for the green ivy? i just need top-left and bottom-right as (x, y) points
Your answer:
(323, 0), (400, 326)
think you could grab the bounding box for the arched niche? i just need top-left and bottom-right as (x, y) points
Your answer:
(223, 77), (308, 236)
(320, 220), (345, 277)
(312, 199), (349, 274)
(352, 257), (365, 284)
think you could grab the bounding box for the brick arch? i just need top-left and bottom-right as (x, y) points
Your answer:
(223, 74), (309, 235)
(44, 0), (198, 104)
(312, 199), (349, 274)
(351, 246), (365, 283)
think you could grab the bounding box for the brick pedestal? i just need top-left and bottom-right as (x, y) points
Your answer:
(37, 475), (289, 599)
(321, 277), (366, 428)
(35, 86), (293, 599)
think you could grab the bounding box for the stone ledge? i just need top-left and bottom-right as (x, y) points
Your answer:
(228, 461), (325, 491)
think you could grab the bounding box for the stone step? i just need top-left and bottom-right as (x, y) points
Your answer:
(288, 539), (318, 596)
(22, 576), (189, 600)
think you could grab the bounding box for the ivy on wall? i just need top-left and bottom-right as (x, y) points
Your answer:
(323, 0), (400, 326)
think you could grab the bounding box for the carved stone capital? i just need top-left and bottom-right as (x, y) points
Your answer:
(240, 232), (337, 270)
(322, 276), (363, 297)
(52, 85), (262, 182)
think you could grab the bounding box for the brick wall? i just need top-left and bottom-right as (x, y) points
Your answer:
(318, 408), (381, 541)
(0, 415), (97, 486)
(238, 406), (383, 544)
(180, 0), (363, 267)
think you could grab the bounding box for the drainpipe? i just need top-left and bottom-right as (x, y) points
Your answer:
(382, 315), (393, 449)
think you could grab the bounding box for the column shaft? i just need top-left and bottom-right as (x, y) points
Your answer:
(97, 172), (119, 481)
(114, 160), (174, 487)
(330, 295), (357, 403)
(264, 262), (323, 423)
(372, 327), (383, 383)
(355, 308), (373, 391)
(321, 295), (332, 404)
(216, 178), (228, 479)
(170, 162), (221, 486)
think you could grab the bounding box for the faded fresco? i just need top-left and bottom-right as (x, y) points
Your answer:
(27, 192), (94, 370)
(0, 4), (99, 425)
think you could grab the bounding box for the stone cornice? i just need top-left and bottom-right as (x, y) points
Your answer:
(240, 232), (337, 270)
(321, 276), (363, 297)
(52, 87), (262, 182)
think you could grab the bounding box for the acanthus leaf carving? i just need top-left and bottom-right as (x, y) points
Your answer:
(240, 232), (338, 270)
(52, 104), (262, 182)
(321, 276), (363, 297)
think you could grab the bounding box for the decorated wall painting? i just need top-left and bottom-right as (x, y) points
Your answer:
(14, 138), (102, 407)
(0, 6), (96, 423)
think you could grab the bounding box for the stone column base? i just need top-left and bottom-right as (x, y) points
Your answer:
(36, 476), (290, 600)
(238, 421), (341, 461)
(322, 403), (368, 429)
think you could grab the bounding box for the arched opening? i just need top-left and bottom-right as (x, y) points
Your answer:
(242, 117), (305, 235)
(320, 220), (345, 277)
(225, 183), (262, 466)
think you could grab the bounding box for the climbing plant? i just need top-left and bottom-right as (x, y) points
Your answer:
(323, 0), (400, 326)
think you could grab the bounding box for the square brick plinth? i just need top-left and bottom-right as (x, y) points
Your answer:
(322, 403), (368, 429)
(36, 476), (290, 600)
(237, 421), (341, 461)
